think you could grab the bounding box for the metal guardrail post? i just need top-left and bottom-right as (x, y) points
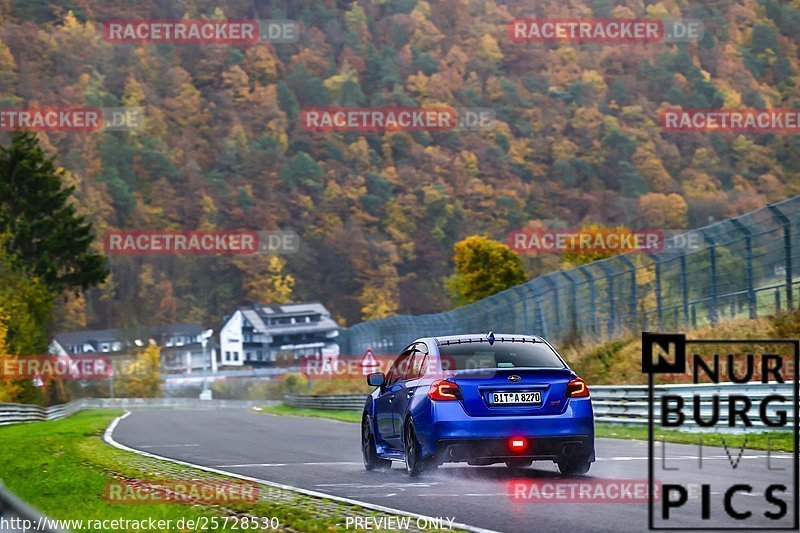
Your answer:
(646, 254), (663, 331)
(543, 276), (561, 331)
(618, 255), (637, 330)
(535, 291), (548, 337)
(497, 291), (516, 332)
(561, 271), (580, 336)
(678, 251), (690, 327)
(731, 219), (756, 319)
(768, 204), (793, 311)
(475, 301), (491, 331)
(578, 266), (597, 334)
(701, 231), (718, 327)
(520, 283), (532, 332)
(597, 262), (615, 336)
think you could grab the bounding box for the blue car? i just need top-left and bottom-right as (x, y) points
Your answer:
(361, 333), (594, 477)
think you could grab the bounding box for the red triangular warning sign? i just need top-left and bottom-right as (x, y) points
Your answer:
(359, 349), (379, 375)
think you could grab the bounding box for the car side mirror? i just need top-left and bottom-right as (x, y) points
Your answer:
(367, 372), (385, 388)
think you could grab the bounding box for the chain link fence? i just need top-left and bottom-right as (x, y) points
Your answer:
(339, 196), (800, 355)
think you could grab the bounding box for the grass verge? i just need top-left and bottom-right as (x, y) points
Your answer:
(262, 404), (795, 453)
(259, 403), (361, 423)
(595, 422), (795, 452)
(0, 410), (439, 532)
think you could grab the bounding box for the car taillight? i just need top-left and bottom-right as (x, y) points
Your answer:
(428, 379), (462, 401)
(509, 437), (528, 452)
(566, 377), (590, 398)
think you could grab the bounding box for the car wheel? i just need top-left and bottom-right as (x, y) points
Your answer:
(362, 416), (391, 471)
(557, 456), (591, 476)
(403, 420), (436, 477)
(505, 459), (532, 470)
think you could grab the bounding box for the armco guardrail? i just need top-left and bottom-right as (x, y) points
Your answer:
(285, 382), (794, 430)
(0, 398), (269, 426)
(285, 394), (368, 411)
(0, 482), (65, 533)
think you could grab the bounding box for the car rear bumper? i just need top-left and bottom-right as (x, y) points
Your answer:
(414, 398), (594, 461)
(435, 435), (594, 464)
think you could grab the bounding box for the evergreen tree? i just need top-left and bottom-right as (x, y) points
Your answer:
(0, 131), (107, 293)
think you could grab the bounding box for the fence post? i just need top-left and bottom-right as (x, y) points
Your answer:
(647, 254), (663, 331)
(561, 270), (580, 336)
(475, 301), (491, 331)
(544, 276), (561, 330)
(578, 266), (597, 334)
(597, 262), (615, 337)
(768, 204), (793, 311)
(730, 219), (756, 319)
(618, 255), (637, 330)
(679, 251), (690, 327)
(535, 292), (548, 337)
(521, 284), (532, 331)
(701, 230), (718, 327)
(497, 291), (516, 332)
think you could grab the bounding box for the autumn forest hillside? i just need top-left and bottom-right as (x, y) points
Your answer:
(1, 0), (799, 331)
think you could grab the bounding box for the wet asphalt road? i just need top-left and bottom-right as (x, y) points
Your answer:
(112, 409), (797, 532)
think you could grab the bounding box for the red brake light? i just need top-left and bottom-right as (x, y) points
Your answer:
(509, 437), (528, 451)
(566, 377), (589, 398)
(428, 379), (462, 401)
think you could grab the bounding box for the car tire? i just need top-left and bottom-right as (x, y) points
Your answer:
(505, 459), (532, 470)
(362, 416), (391, 471)
(557, 456), (591, 476)
(403, 420), (436, 477)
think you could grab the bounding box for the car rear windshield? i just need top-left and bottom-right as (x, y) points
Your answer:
(438, 341), (565, 370)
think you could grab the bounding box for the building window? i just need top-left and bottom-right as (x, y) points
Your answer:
(225, 351), (231, 362)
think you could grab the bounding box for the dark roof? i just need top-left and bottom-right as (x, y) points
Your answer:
(53, 328), (129, 346)
(150, 323), (206, 337)
(224, 302), (339, 332)
(53, 323), (208, 348)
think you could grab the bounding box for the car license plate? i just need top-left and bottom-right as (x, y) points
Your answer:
(491, 391), (541, 405)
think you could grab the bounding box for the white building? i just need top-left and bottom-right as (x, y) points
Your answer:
(218, 302), (340, 367)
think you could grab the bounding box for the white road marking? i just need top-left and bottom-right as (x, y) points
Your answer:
(139, 444), (200, 448)
(215, 461), (361, 467)
(595, 454), (793, 461)
(103, 412), (499, 533)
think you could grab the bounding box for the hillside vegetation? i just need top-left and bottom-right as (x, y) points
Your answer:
(1, 0), (799, 329)
(563, 310), (800, 385)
